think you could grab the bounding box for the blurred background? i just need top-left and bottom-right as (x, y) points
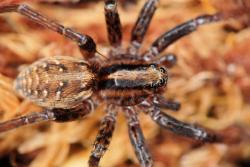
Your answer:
(0, 0), (250, 166)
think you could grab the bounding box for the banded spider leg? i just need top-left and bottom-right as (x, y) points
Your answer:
(0, 100), (94, 133)
(138, 96), (219, 142)
(104, 0), (126, 58)
(143, 14), (222, 61)
(104, 0), (122, 48)
(129, 0), (159, 56)
(0, 4), (99, 62)
(88, 104), (117, 167)
(126, 1), (222, 67)
(124, 107), (153, 167)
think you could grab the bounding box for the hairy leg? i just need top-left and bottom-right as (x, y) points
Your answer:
(145, 107), (218, 142)
(0, 100), (93, 133)
(152, 95), (180, 111)
(139, 95), (181, 112)
(129, 0), (159, 55)
(0, 109), (54, 133)
(88, 104), (117, 167)
(104, 0), (122, 48)
(124, 107), (153, 167)
(154, 53), (177, 68)
(143, 13), (221, 60)
(0, 4), (97, 59)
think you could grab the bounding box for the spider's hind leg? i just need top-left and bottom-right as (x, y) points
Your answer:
(0, 100), (93, 133)
(0, 4), (97, 60)
(0, 109), (55, 133)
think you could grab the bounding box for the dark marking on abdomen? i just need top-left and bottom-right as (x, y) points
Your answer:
(98, 63), (153, 76)
(98, 79), (153, 90)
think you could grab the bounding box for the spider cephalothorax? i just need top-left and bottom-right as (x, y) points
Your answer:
(0, 0), (242, 166)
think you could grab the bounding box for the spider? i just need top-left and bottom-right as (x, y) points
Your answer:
(0, 0), (237, 166)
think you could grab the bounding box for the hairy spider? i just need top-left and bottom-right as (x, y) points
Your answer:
(0, 0), (240, 166)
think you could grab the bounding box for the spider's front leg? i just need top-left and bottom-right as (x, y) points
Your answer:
(0, 100), (94, 133)
(129, 0), (159, 55)
(139, 95), (181, 112)
(139, 99), (218, 142)
(155, 53), (178, 68)
(152, 95), (181, 111)
(88, 104), (117, 167)
(0, 4), (97, 60)
(124, 107), (153, 167)
(143, 13), (221, 60)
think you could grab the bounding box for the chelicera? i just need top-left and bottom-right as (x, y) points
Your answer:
(0, 0), (237, 166)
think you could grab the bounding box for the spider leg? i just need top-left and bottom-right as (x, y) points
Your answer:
(0, 4), (96, 59)
(52, 100), (94, 122)
(0, 100), (93, 133)
(104, 0), (122, 48)
(88, 104), (117, 167)
(139, 95), (181, 112)
(145, 107), (218, 142)
(129, 0), (159, 55)
(143, 13), (221, 60)
(124, 107), (153, 167)
(152, 95), (181, 111)
(0, 109), (55, 133)
(155, 53), (177, 68)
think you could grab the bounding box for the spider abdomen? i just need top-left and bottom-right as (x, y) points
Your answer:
(14, 56), (96, 109)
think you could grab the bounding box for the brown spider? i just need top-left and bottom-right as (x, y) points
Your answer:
(0, 0), (240, 166)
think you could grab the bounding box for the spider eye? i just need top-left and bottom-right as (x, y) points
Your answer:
(158, 78), (166, 86)
(159, 67), (166, 73)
